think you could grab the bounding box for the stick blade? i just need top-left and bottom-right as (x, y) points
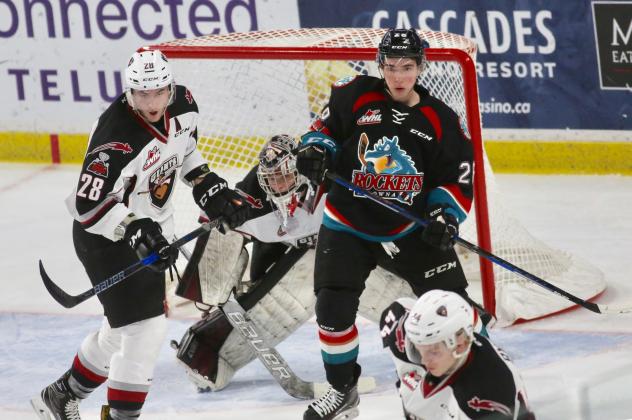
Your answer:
(38, 260), (78, 308)
(600, 302), (632, 315)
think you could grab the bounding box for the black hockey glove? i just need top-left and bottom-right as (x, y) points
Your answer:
(192, 172), (248, 229)
(124, 218), (178, 272)
(421, 204), (459, 251)
(296, 144), (331, 185)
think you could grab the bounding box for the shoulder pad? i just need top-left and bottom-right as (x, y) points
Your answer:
(333, 75), (357, 88)
(170, 85), (198, 115)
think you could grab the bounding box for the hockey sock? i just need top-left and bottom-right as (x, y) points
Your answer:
(68, 354), (107, 399)
(107, 386), (147, 419)
(108, 406), (141, 420)
(319, 324), (360, 391)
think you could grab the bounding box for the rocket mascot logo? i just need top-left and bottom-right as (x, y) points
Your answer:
(351, 133), (423, 205)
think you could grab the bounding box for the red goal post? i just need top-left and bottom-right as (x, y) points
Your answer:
(150, 28), (604, 324)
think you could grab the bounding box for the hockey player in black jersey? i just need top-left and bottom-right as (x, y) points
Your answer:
(380, 290), (534, 419)
(171, 134), (419, 393)
(30, 49), (247, 420)
(296, 29), (485, 420)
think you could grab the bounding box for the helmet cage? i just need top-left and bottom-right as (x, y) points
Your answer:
(256, 135), (312, 227)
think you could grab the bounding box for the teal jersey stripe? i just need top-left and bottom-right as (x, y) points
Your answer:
(323, 213), (419, 242)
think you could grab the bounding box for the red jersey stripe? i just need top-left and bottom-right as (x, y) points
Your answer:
(352, 92), (387, 113)
(440, 184), (473, 213)
(419, 106), (442, 141)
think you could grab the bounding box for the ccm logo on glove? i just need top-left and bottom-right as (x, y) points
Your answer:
(198, 180), (228, 207)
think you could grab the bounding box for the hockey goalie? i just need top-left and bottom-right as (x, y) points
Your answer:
(170, 134), (491, 393)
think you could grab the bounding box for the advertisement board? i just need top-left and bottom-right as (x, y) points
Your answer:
(1, 0), (299, 132)
(298, 0), (632, 130)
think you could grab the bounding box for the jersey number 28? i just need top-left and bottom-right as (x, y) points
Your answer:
(77, 173), (104, 201)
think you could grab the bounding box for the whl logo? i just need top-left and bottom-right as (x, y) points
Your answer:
(357, 109), (382, 125)
(143, 146), (160, 171)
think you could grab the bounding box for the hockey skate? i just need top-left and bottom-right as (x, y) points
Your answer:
(30, 370), (82, 420)
(303, 384), (359, 420)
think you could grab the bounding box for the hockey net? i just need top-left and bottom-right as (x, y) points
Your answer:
(151, 28), (605, 325)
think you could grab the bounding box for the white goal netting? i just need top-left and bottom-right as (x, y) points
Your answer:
(152, 28), (605, 325)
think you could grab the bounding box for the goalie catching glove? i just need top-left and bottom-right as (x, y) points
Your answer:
(193, 173), (248, 229)
(123, 217), (178, 272)
(421, 204), (459, 251)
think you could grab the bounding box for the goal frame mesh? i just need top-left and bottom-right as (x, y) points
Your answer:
(150, 28), (604, 324)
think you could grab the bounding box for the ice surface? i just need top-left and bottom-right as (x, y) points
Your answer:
(2, 164), (632, 419)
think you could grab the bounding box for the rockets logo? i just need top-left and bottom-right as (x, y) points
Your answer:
(467, 397), (511, 416)
(143, 146), (160, 171)
(86, 152), (109, 177)
(235, 188), (263, 209)
(352, 133), (423, 205)
(356, 109), (382, 125)
(88, 142), (133, 155)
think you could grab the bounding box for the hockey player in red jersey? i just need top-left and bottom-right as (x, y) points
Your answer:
(30, 49), (247, 420)
(296, 28), (485, 419)
(380, 290), (534, 419)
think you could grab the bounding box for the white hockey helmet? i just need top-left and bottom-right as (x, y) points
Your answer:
(125, 49), (173, 91)
(256, 135), (312, 228)
(125, 49), (175, 109)
(404, 290), (475, 352)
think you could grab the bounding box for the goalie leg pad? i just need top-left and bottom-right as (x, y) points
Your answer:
(219, 249), (317, 371)
(359, 267), (416, 323)
(176, 249), (317, 391)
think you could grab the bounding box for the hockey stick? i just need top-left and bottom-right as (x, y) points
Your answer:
(38, 220), (219, 309)
(176, 234), (376, 399)
(326, 171), (632, 315)
(221, 296), (376, 399)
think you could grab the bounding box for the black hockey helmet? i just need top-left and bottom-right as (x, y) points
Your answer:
(377, 28), (429, 66)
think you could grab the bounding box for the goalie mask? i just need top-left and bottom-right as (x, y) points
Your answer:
(125, 49), (175, 110)
(257, 134), (313, 232)
(404, 290), (474, 361)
